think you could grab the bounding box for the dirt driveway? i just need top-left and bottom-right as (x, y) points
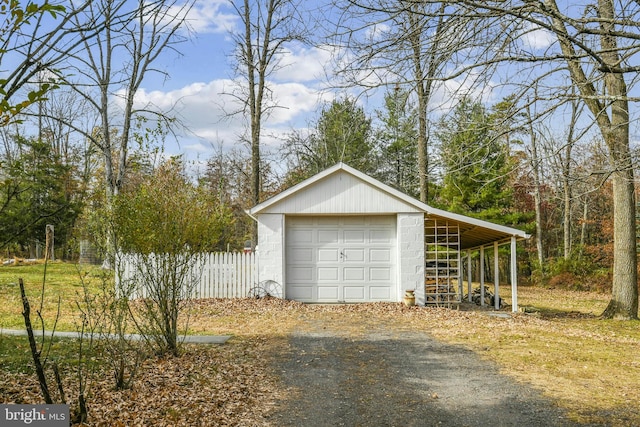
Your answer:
(267, 316), (578, 427)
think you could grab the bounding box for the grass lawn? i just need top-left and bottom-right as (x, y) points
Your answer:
(423, 287), (640, 425)
(0, 261), (106, 332)
(1, 262), (639, 425)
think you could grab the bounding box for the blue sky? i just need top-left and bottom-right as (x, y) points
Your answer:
(137, 0), (580, 169)
(14, 0), (628, 171)
(131, 0), (338, 164)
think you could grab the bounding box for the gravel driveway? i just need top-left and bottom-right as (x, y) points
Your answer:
(267, 317), (579, 427)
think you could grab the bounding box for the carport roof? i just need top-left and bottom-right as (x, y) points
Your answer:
(249, 163), (530, 250)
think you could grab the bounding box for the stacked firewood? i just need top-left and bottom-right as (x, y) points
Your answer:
(466, 286), (503, 308)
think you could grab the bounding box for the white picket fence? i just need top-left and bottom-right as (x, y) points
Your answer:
(117, 252), (257, 299)
(197, 252), (257, 298)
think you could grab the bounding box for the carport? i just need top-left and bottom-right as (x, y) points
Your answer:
(248, 163), (529, 311)
(422, 206), (530, 311)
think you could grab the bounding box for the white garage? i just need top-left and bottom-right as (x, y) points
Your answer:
(248, 163), (529, 309)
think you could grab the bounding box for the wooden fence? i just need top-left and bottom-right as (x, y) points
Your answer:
(198, 252), (257, 298)
(118, 252), (257, 299)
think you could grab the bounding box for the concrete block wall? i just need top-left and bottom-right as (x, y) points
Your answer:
(256, 213), (285, 298)
(397, 213), (425, 305)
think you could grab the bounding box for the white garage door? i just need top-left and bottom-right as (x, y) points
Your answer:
(286, 216), (397, 302)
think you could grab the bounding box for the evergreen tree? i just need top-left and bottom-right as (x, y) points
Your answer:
(0, 138), (82, 253)
(435, 97), (515, 224)
(282, 97), (374, 184)
(374, 86), (419, 198)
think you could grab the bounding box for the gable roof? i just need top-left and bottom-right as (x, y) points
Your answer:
(249, 163), (529, 250)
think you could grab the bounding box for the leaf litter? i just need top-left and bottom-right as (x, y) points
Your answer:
(1, 288), (639, 426)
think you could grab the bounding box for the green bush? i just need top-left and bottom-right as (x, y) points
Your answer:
(537, 251), (612, 292)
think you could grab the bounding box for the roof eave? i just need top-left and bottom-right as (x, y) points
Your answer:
(249, 163), (530, 241)
(425, 205), (530, 239)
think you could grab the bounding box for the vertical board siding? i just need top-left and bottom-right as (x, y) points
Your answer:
(269, 171), (422, 214)
(119, 252), (257, 299)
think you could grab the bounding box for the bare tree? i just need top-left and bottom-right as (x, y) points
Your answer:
(402, 0), (640, 319)
(560, 103), (578, 261)
(327, 1), (474, 202)
(55, 0), (194, 200)
(540, 96), (588, 261)
(0, 1), (173, 231)
(228, 0), (309, 214)
(36, 85), (93, 162)
(524, 108), (546, 269)
(331, 0), (640, 318)
(0, 1), (97, 125)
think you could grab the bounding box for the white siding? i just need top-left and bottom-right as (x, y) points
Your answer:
(256, 213), (285, 298)
(397, 213), (425, 304)
(260, 171), (421, 214)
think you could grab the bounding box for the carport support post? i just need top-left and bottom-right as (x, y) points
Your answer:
(467, 249), (472, 303)
(511, 236), (518, 312)
(479, 245), (485, 307)
(457, 250), (463, 302)
(494, 241), (500, 310)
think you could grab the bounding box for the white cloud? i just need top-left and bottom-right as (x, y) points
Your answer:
(273, 44), (333, 83)
(116, 80), (238, 154)
(267, 82), (332, 124)
(520, 22), (555, 50)
(125, 76), (330, 159)
(173, 0), (238, 35)
(364, 23), (391, 41)
(427, 70), (498, 114)
(184, 142), (213, 153)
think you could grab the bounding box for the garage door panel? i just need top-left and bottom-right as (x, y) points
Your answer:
(369, 216), (394, 226)
(289, 266), (314, 281)
(370, 287), (391, 300)
(318, 267), (339, 280)
(294, 217), (315, 226)
(344, 286), (365, 300)
(318, 229), (339, 244)
(370, 267), (391, 281)
(370, 248), (391, 262)
(343, 248), (364, 262)
(290, 229), (313, 244)
(318, 286), (339, 300)
(343, 217), (366, 226)
(288, 286), (313, 300)
(344, 230), (365, 243)
(317, 217), (339, 226)
(318, 249), (339, 262)
(370, 229), (393, 242)
(344, 267), (365, 281)
(290, 248), (313, 263)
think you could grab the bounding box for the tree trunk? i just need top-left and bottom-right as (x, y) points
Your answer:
(579, 197), (588, 252)
(533, 183), (544, 268)
(547, 0), (638, 318)
(563, 180), (571, 259)
(408, 10), (428, 204)
(407, 3), (445, 204)
(601, 144), (638, 319)
(527, 119), (544, 269)
(562, 96), (578, 260)
(598, 0), (638, 319)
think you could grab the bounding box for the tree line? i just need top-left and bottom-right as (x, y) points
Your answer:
(1, 0), (639, 319)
